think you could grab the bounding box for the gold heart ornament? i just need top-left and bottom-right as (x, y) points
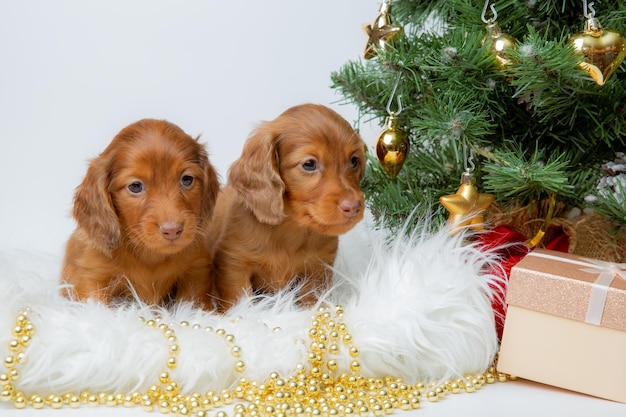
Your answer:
(570, 17), (626, 86)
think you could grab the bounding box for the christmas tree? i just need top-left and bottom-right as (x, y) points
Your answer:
(331, 0), (626, 260)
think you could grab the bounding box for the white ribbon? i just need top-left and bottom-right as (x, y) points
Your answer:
(526, 251), (626, 325)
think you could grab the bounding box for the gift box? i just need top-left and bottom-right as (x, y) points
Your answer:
(497, 248), (626, 403)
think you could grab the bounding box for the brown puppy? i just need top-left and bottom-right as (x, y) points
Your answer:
(211, 104), (366, 311)
(61, 119), (219, 308)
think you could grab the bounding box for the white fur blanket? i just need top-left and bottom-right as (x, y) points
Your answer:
(0, 219), (502, 397)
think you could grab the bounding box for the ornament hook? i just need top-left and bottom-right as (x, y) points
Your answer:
(583, 0), (596, 18)
(481, 1), (498, 24)
(464, 147), (476, 174)
(386, 72), (403, 116)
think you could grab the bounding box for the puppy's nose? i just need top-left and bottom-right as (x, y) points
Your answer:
(160, 222), (183, 240)
(339, 199), (362, 219)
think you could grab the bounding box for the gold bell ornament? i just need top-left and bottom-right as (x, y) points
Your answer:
(440, 171), (494, 235)
(363, 0), (403, 59)
(569, 1), (626, 86)
(375, 113), (409, 179)
(375, 73), (409, 179)
(480, 1), (516, 68)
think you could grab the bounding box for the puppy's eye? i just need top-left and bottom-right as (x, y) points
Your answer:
(302, 159), (317, 171)
(128, 181), (144, 194)
(180, 175), (194, 188)
(350, 156), (361, 169)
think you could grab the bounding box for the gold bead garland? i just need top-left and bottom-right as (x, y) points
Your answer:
(1, 306), (516, 415)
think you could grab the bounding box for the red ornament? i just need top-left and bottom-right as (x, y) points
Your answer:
(477, 226), (529, 339)
(543, 225), (570, 252)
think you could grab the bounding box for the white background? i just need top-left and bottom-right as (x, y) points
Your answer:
(0, 1), (624, 416)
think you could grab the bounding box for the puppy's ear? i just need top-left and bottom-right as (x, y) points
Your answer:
(72, 155), (120, 256)
(228, 125), (285, 224)
(200, 149), (220, 223)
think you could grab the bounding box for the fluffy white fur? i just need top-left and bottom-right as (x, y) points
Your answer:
(0, 216), (502, 397)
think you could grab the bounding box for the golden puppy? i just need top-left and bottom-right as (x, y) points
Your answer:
(61, 119), (219, 308)
(211, 103), (366, 311)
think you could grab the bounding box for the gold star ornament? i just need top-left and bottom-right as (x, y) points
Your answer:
(440, 172), (494, 235)
(363, 0), (403, 59)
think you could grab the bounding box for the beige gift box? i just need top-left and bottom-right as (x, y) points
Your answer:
(497, 248), (626, 403)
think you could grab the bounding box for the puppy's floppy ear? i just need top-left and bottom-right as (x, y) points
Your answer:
(199, 146), (220, 224)
(72, 155), (120, 256)
(228, 124), (285, 225)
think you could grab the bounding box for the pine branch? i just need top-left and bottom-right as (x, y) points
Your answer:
(481, 141), (575, 205)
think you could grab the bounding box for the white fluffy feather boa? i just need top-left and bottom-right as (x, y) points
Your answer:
(0, 218), (503, 397)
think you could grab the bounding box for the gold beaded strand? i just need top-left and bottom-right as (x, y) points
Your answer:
(1, 306), (516, 415)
